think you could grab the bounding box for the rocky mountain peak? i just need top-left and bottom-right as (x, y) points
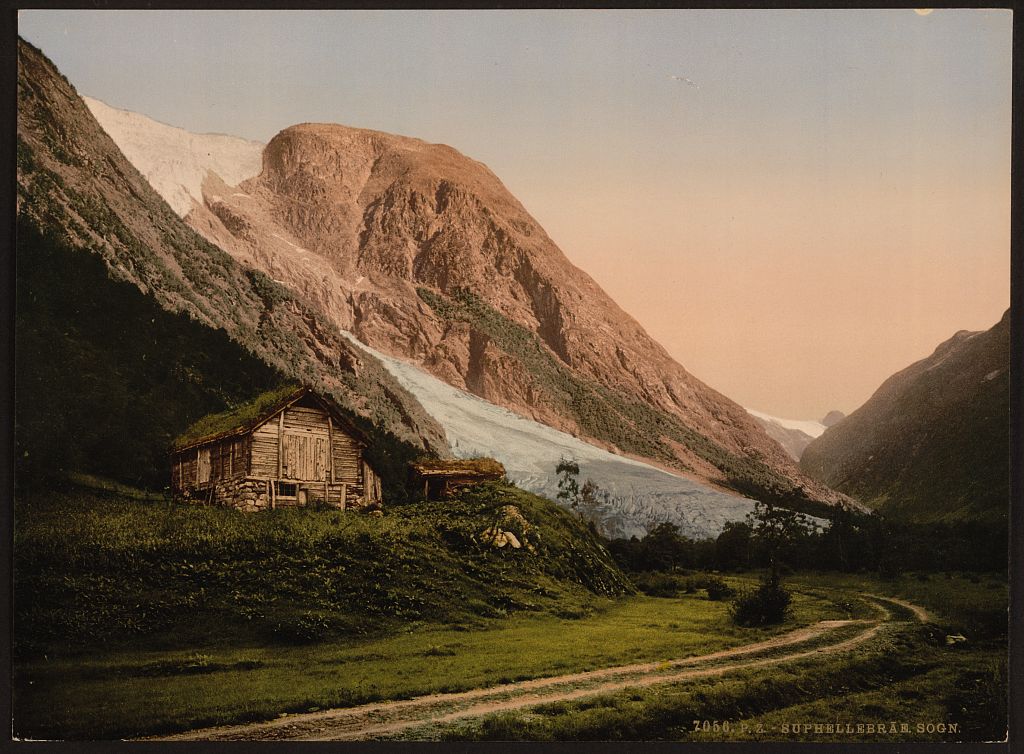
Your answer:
(821, 410), (845, 427)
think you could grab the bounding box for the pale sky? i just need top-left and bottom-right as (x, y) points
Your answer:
(19, 9), (1012, 419)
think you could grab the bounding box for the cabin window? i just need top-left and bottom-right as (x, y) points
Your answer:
(274, 481), (297, 498)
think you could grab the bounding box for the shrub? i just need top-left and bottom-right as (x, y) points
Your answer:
(634, 572), (679, 597)
(703, 576), (735, 601)
(728, 573), (791, 626)
(272, 611), (333, 644)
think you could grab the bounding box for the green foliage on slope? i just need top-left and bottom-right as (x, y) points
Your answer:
(15, 218), (288, 490)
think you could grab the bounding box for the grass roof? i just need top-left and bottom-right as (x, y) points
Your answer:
(410, 457), (506, 478)
(172, 384), (304, 451)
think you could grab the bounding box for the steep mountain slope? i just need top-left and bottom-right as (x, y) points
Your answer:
(89, 101), (851, 515)
(16, 39), (448, 492)
(801, 311), (1009, 524)
(746, 409), (827, 461)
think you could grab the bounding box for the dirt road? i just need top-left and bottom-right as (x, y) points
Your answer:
(157, 594), (925, 741)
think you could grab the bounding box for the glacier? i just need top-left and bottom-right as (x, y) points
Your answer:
(346, 335), (760, 540)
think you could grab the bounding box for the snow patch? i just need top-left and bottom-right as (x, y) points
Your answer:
(84, 96), (264, 217)
(746, 408), (827, 439)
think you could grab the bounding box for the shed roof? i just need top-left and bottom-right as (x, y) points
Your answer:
(409, 457), (505, 479)
(171, 385), (366, 453)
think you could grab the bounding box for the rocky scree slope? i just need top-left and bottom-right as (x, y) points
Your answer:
(16, 39), (448, 485)
(801, 310), (1009, 524)
(136, 115), (850, 513)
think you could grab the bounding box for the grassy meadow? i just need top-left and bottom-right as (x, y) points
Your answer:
(12, 482), (1008, 742)
(429, 572), (1007, 743)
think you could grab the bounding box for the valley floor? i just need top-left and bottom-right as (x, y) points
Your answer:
(158, 594), (907, 741)
(15, 571), (1006, 742)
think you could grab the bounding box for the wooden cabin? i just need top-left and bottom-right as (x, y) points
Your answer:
(170, 386), (382, 512)
(409, 458), (505, 500)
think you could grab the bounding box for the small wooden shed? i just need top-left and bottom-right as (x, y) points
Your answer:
(410, 458), (505, 500)
(171, 386), (382, 511)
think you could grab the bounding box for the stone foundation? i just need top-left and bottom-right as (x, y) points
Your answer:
(176, 476), (371, 512)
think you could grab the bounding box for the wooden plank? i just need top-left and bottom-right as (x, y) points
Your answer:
(327, 416), (335, 483)
(362, 461), (370, 504)
(277, 412), (284, 479)
(198, 447), (211, 484)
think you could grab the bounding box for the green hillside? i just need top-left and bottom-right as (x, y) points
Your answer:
(14, 481), (633, 659)
(15, 219), (286, 490)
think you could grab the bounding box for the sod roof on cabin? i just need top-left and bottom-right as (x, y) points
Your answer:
(171, 384), (305, 451)
(409, 457), (506, 478)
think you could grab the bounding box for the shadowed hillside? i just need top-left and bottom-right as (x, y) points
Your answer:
(801, 311), (1009, 526)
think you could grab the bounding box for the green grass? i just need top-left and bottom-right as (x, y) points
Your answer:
(428, 572), (1007, 743)
(13, 486), (1007, 742)
(171, 383), (301, 450)
(14, 482), (632, 657)
(13, 486), (853, 740)
(13, 586), (842, 740)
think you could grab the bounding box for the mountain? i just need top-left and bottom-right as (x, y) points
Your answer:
(16, 38), (448, 493)
(745, 409), (827, 461)
(821, 410), (846, 428)
(86, 100), (852, 517)
(801, 311), (1009, 525)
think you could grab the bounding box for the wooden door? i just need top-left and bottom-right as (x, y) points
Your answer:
(282, 431), (328, 481)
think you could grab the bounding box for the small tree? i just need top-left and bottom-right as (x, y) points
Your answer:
(729, 571), (791, 626)
(715, 520), (753, 571)
(728, 502), (807, 627)
(641, 522), (693, 572)
(746, 501), (812, 578)
(555, 457), (581, 515)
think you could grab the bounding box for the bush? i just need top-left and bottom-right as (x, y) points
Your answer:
(634, 572), (680, 597)
(728, 573), (791, 627)
(271, 612), (333, 644)
(703, 576), (735, 601)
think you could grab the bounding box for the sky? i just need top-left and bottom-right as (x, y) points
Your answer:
(19, 9), (1012, 419)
